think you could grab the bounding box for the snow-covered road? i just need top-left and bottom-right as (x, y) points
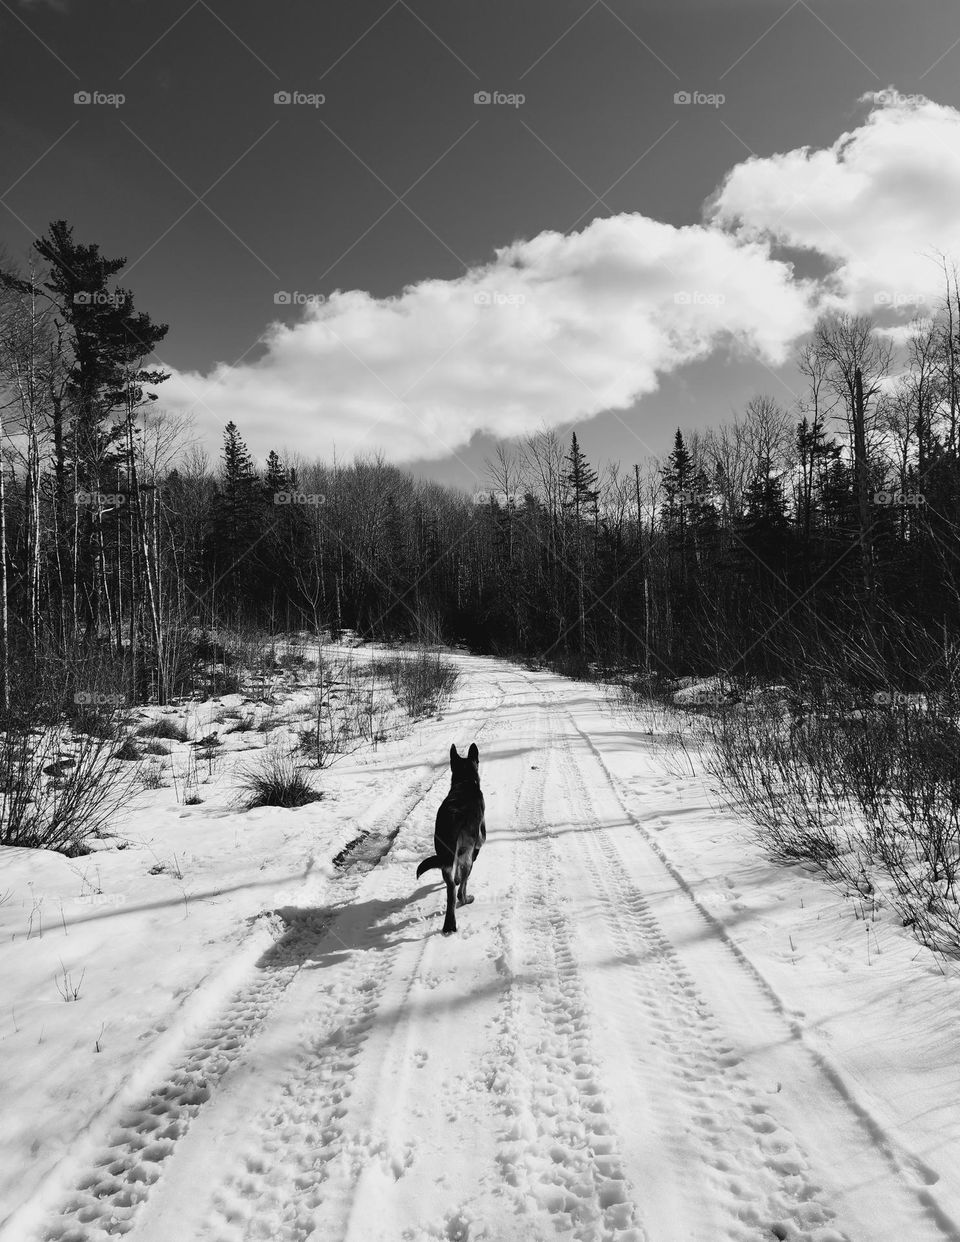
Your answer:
(5, 658), (960, 1242)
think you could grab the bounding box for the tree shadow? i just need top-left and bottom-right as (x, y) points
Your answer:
(44, 869), (314, 930)
(363, 745), (536, 779)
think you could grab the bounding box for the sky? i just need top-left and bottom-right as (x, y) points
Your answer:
(3, 0), (960, 492)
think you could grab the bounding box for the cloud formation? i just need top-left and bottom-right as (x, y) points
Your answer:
(164, 215), (815, 464)
(710, 90), (960, 314)
(162, 91), (958, 464)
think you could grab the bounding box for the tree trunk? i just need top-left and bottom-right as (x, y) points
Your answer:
(852, 367), (875, 631)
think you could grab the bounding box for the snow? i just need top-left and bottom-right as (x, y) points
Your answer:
(3, 650), (960, 1241)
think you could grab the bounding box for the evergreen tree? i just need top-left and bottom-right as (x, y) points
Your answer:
(562, 433), (599, 656)
(214, 422), (264, 610)
(563, 432), (598, 522)
(661, 428), (692, 514)
(30, 220), (169, 636)
(33, 220), (168, 484)
(264, 449), (290, 499)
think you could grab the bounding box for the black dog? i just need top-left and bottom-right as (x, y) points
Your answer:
(416, 743), (486, 934)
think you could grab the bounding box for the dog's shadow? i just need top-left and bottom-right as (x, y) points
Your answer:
(255, 885), (443, 973)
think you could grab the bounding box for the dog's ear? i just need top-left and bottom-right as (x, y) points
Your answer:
(467, 742), (479, 765)
(450, 743), (459, 768)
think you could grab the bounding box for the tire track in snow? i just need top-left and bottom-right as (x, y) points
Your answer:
(35, 668), (511, 1242)
(486, 702), (644, 1242)
(549, 703), (848, 1242)
(39, 911), (337, 1242)
(554, 685), (960, 1242)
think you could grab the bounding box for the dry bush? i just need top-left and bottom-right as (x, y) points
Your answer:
(0, 722), (139, 855)
(694, 675), (960, 954)
(138, 717), (189, 743)
(371, 650), (459, 718)
(703, 701), (860, 878)
(239, 746), (323, 809)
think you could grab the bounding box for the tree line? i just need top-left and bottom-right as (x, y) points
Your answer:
(2, 220), (959, 712)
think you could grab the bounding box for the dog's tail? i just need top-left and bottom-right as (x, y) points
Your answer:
(416, 854), (441, 878)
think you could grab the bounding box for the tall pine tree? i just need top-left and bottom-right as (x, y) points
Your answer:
(563, 433), (599, 656)
(214, 422), (264, 612)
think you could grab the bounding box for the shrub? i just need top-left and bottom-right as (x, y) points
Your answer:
(277, 650), (308, 672)
(73, 711), (119, 740)
(545, 650), (593, 682)
(208, 669), (242, 696)
(140, 764), (166, 790)
(296, 725), (336, 768)
(372, 651), (459, 718)
(138, 718), (189, 743)
(697, 681), (960, 955)
(239, 748), (323, 809)
(114, 737), (142, 761)
(0, 723), (139, 855)
(703, 701), (856, 875)
(192, 632), (236, 666)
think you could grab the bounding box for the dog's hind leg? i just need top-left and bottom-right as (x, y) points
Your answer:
(456, 860), (475, 908)
(442, 875), (458, 934)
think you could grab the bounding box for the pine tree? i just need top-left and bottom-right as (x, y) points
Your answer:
(562, 433), (599, 656)
(661, 428), (693, 525)
(30, 220), (169, 639)
(563, 432), (599, 522)
(264, 449), (289, 499)
(34, 220), (168, 485)
(214, 422), (264, 610)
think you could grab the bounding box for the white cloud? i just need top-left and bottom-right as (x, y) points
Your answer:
(162, 90), (960, 466)
(709, 90), (960, 315)
(163, 214), (815, 466)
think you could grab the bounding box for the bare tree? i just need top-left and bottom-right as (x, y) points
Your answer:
(814, 313), (893, 628)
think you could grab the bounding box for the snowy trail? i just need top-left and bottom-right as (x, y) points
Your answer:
(12, 661), (960, 1242)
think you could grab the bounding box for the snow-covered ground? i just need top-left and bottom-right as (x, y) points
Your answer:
(3, 650), (960, 1241)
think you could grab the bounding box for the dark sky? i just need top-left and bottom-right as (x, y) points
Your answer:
(3, 0), (960, 486)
